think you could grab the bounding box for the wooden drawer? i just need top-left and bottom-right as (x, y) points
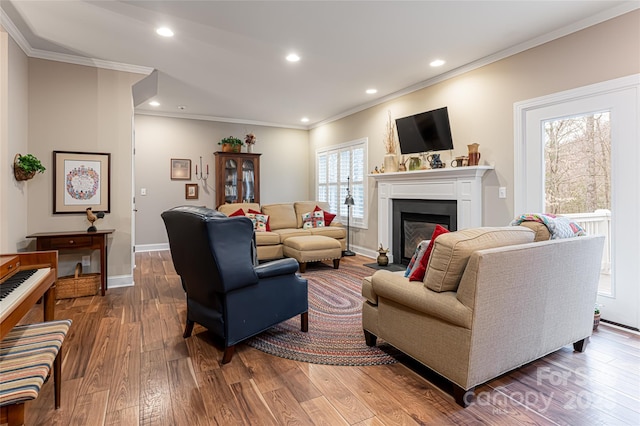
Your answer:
(43, 236), (93, 249)
(0, 255), (20, 278)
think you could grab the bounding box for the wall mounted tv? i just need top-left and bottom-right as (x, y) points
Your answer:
(395, 107), (454, 154)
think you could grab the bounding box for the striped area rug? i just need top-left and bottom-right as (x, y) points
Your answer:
(246, 261), (398, 366)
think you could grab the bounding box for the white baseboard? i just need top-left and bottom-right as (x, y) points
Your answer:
(108, 274), (134, 288)
(135, 243), (169, 252)
(348, 244), (376, 261)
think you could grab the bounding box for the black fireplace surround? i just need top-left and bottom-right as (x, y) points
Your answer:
(392, 199), (457, 265)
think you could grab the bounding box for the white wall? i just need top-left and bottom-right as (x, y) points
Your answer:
(309, 10), (640, 253)
(133, 115), (309, 247)
(0, 31), (29, 253)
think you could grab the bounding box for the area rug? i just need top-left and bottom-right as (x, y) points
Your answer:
(246, 262), (399, 366)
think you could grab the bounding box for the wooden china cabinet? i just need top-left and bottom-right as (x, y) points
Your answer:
(214, 152), (261, 208)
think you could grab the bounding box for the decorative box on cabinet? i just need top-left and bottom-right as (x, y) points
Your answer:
(214, 152), (261, 208)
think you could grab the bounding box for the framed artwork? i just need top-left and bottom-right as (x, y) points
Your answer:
(53, 151), (111, 214)
(185, 183), (199, 200)
(171, 159), (191, 180)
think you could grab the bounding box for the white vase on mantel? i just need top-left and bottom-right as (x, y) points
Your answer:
(383, 153), (398, 173)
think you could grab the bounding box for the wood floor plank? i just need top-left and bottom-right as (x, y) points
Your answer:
(229, 379), (279, 426)
(166, 357), (210, 426)
(104, 405), (139, 426)
(139, 349), (174, 426)
(300, 396), (351, 426)
(107, 322), (141, 413)
(303, 364), (374, 424)
(77, 317), (121, 395)
(263, 386), (314, 425)
(68, 389), (109, 426)
(195, 368), (246, 425)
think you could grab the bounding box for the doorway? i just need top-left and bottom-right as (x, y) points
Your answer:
(514, 75), (640, 330)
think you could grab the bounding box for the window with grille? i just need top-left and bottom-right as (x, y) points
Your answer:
(316, 138), (368, 229)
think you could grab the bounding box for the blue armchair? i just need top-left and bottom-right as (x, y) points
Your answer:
(161, 206), (308, 363)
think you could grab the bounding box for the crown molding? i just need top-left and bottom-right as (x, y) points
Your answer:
(135, 110), (309, 131)
(311, 1), (640, 129)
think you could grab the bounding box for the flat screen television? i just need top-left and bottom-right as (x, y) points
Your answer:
(395, 107), (454, 154)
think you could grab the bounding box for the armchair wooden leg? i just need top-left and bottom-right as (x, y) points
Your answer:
(573, 337), (589, 352)
(183, 319), (195, 338)
(453, 385), (475, 408)
(364, 330), (377, 346)
(221, 346), (235, 364)
(301, 312), (308, 332)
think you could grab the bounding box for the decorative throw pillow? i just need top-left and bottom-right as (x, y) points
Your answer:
(404, 239), (431, 277)
(245, 212), (270, 232)
(314, 205), (336, 225)
(302, 211), (325, 229)
(409, 225), (450, 282)
(229, 208), (245, 217)
(248, 208), (270, 231)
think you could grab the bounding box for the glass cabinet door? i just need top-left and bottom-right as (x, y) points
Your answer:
(224, 159), (238, 203)
(242, 160), (255, 202)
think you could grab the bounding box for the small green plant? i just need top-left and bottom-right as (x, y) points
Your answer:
(218, 136), (243, 146)
(594, 303), (603, 315)
(16, 154), (46, 174)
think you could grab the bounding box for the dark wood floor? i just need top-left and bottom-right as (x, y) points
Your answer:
(14, 251), (640, 425)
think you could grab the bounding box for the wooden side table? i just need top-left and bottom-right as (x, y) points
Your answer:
(26, 230), (114, 296)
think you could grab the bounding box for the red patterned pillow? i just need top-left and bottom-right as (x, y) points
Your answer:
(409, 225), (450, 282)
(229, 208), (245, 217)
(314, 205), (336, 225)
(248, 209), (270, 231)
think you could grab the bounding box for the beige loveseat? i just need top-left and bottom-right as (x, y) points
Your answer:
(362, 226), (604, 407)
(217, 201), (346, 261)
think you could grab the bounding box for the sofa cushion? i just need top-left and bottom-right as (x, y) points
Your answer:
(309, 226), (346, 239)
(518, 221), (551, 241)
(295, 201), (331, 228)
(262, 203), (298, 230)
(217, 203), (261, 216)
(274, 228), (312, 242)
(425, 226), (535, 292)
(228, 208), (245, 217)
(255, 231), (280, 246)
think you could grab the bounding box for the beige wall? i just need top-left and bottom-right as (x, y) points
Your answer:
(1, 31), (30, 253)
(134, 115), (309, 246)
(25, 59), (144, 280)
(309, 10), (640, 254)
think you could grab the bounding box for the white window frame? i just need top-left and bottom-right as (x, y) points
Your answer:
(316, 137), (368, 229)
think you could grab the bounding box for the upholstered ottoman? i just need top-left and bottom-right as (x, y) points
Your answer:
(283, 235), (342, 272)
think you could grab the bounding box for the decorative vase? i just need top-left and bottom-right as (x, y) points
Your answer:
(247, 145), (254, 153)
(383, 153), (398, 173)
(593, 313), (601, 330)
(467, 143), (481, 166)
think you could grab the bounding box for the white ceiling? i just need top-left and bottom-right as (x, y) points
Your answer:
(2, 1), (637, 128)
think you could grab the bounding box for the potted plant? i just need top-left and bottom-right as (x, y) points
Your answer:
(593, 304), (602, 331)
(14, 153), (46, 181)
(218, 136), (244, 153)
(383, 110), (399, 172)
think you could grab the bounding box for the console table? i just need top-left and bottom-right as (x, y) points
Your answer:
(26, 229), (114, 296)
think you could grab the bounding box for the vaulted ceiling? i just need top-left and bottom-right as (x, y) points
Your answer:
(2, 1), (636, 128)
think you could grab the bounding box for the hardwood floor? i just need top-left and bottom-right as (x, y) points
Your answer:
(13, 251), (640, 425)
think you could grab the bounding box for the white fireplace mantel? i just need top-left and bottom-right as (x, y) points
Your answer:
(370, 166), (494, 263)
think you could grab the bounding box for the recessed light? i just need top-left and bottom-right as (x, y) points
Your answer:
(149, 101), (160, 107)
(156, 27), (174, 37)
(177, 105), (187, 111)
(301, 117), (309, 123)
(366, 88), (378, 94)
(430, 59), (445, 67)
(286, 53), (301, 62)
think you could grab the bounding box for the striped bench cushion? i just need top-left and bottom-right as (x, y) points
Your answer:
(0, 319), (71, 407)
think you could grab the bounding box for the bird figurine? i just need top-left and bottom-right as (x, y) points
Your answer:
(86, 207), (105, 232)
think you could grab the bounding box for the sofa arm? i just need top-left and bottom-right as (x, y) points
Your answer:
(255, 258), (299, 279)
(371, 270), (472, 329)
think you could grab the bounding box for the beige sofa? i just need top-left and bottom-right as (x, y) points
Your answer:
(217, 201), (346, 261)
(362, 226), (604, 407)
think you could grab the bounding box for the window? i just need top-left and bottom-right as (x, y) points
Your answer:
(316, 138), (367, 229)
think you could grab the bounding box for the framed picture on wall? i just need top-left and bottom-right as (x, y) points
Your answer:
(53, 150), (111, 214)
(171, 159), (191, 180)
(185, 183), (198, 200)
